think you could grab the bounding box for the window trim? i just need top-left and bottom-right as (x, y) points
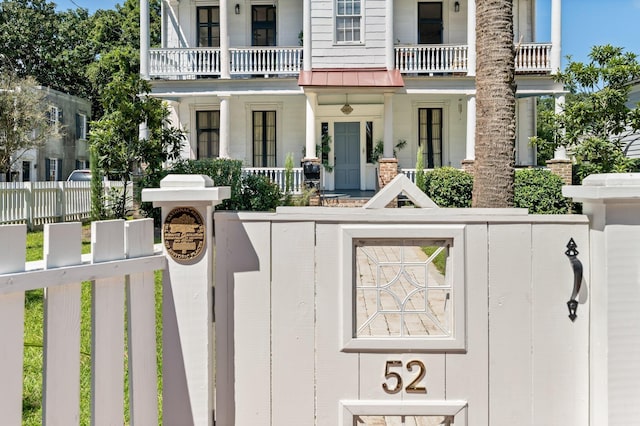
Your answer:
(339, 224), (466, 352)
(252, 110), (277, 167)
(196, 109), (221, 159)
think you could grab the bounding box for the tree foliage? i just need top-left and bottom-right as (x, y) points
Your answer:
(0, 71), (59, 176)
(533, 45), (640, 180)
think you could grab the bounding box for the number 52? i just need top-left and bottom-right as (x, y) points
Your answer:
(382, 360), (427, 394)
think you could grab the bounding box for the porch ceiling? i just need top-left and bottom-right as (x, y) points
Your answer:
(298, 68), (404, 91)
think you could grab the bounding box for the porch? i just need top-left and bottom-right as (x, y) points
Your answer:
(148, 43), (552, 79)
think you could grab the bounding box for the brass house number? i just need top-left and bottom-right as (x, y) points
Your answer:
(382, 360), (427, 394)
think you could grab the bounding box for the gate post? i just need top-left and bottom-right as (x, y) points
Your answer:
(142, 175), (230, 426)
(564, 174), (640, 425)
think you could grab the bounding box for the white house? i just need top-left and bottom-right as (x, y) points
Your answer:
(140, 0), (563, 191)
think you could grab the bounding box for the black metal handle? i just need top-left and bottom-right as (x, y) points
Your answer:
(565, 238), (583, 322)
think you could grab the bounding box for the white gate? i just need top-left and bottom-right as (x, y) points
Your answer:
(214, 179), (590, 425)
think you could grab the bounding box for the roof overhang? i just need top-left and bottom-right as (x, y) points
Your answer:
(298, 68), (404, 92)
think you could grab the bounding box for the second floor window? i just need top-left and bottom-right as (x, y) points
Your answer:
(197, 6), (220, 47)
(76, 113), (88, 140)
(336, 0), (361, 43)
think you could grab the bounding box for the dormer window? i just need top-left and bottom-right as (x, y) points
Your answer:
(336, 0), (361, 43)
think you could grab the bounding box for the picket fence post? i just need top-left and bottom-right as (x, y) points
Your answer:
(142, 174), (230, 426)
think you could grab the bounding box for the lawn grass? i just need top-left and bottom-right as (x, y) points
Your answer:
(421, 245), (447, 275)
(22, 224), (163, 425)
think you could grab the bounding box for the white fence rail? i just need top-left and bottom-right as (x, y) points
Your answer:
(0, 181), (132, 228)
(149, 47), (221, 77)
(230, 47), (303, 75)
(0, 219), (166, 425)
(395, 44), (468, 74)
(515, 43), (552, 72)
(243, 167), (304, 194)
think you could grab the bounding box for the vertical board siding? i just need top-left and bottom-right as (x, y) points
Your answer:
(125, 219), (159, 426)
(0, 224), (27, 425)
(91, 220), (126, 426)
(43, 222), (83, 425)
(271, 221), (316, 425)
(488, 224), (533, 426)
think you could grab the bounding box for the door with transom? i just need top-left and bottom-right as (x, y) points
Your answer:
(334, 122), (361, 190)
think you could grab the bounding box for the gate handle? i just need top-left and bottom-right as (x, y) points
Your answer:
(565, 238), (582, 322)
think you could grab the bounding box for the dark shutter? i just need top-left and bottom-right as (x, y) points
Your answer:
(57, 159), (62, 180)
(76, 113), (81, 137)
(45, 158), (51, 181)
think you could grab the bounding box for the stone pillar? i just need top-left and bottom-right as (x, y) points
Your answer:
(140, 0), (150, 80)
(564, 173), (640, 425)
(546, 158), (572, 185)
(377, 158), (398, 189)
(461, 160), (475, 175)
(142, 175), (230, 426)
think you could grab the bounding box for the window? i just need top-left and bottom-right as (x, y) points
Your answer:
(253, 111), (276, 167)
(48, 106), (62, 127)
(197, 6), (220, 47)
(252, 5), (276, 46)
(196, 111), (220, 159)
(366, 121), (374, 163)
(418, 2), (443, 44)
(76, 113), (88, 140)
(336, 0), (361, 42)
(46, 158), (62, 181)
(419, 108), (442, 169)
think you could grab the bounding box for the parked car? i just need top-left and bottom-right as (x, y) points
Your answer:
(66, 169), (92, 181)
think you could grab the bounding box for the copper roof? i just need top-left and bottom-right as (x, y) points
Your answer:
(298, 68), (404, 88)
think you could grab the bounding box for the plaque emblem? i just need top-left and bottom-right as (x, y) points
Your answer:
(163, 207), (206, 263)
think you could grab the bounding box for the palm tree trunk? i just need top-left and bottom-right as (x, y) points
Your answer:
(472, 0), (517, 207)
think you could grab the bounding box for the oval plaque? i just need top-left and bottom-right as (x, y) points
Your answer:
(163, 207), (206, 263)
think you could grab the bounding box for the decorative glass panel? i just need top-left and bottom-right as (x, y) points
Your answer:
(354, 239), (452, 339)
(355, 415), (454, 426)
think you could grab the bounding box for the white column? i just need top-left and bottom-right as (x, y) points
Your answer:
(304, 92), (317, 159)
(219, 95), (231, 158)
(383, 93), (394, 158)
(140, 0), (150, 79)
(564, 173), (640, 426)
(553, 94), (568, 160)
(551, 0), (562, 74)
(141, 175), (230, 426)
(220, 0), (230, 78)
(385, 0), (394, 70)
(466, 0), (476, 76)
(465, 94), (476, 160)
(303, 0), (312, 71)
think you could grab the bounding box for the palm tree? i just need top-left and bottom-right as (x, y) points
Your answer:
(472, 0), (517, 207)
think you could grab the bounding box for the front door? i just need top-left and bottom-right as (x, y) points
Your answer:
(334, 122), (361, 190)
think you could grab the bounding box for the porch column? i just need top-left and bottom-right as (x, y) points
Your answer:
(466, 0), (476, 76)
(140, 0), (150, 79)
(303, 0), (312, 71)
(465, 94), (476, 160)
(546, 94), (572, 184)
(220, 0), (230, 78)
(551, 0), (562, 74)
(564, 174), (640, 425)
(219, 95), (231, 158)
(304, 92), (317, 160)
(385, 0), (394, 70)
(383, 92), (394, 158)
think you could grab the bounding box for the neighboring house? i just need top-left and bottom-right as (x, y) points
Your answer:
(622, 80), (640, 159)
(13, 87), (91, 182)
(140, 0), (563, 191)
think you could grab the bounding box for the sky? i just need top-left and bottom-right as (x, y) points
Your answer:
(53, 0), (640, 67)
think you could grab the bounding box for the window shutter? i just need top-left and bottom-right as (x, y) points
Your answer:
(76, 113), (81, 137)
(45, 158), (51, 181)
(57, 159), (63, 180)
(58, 109), (63, 123)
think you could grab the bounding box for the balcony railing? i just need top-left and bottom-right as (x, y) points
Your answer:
(149, 48), (221, 77)
(149, 43), (551, 78)
(395, 44), (468, 74)
(229, 47), (303, 75)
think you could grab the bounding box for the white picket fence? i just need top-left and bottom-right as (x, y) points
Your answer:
(242, 166), (304, 194)
(0, 219), (166, 425)
(0, 181), (132, 229)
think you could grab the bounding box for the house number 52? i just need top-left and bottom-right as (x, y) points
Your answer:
(382, 360), (427, 394)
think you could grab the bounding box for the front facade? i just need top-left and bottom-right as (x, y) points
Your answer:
(142, 0), (563, 191)
(10, 87), (91, 182)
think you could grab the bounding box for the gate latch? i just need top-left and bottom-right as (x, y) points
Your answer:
(565, 238), (583, 322)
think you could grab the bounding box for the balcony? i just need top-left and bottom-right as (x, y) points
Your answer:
(148, 43), (551, 78)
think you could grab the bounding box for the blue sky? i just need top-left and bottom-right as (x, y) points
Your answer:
(54, 0), (640, 66)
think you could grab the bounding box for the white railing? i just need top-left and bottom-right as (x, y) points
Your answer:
(242, 167), (304, 194)
(0, 219), (166, 425)
(0, 181), (132, 228)
(515, 43), (552, 72)
(400, 168), (434, 183)
(149, 48), (221, 77)
(395, 45), (468, 74)
(230, 47), (303, 75)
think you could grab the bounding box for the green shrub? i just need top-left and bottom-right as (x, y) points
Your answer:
(235, 173), (282, 211)
(514, 168), (570, 214)
(415, 145), (426, 193)
(425, 167), (473, 207)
